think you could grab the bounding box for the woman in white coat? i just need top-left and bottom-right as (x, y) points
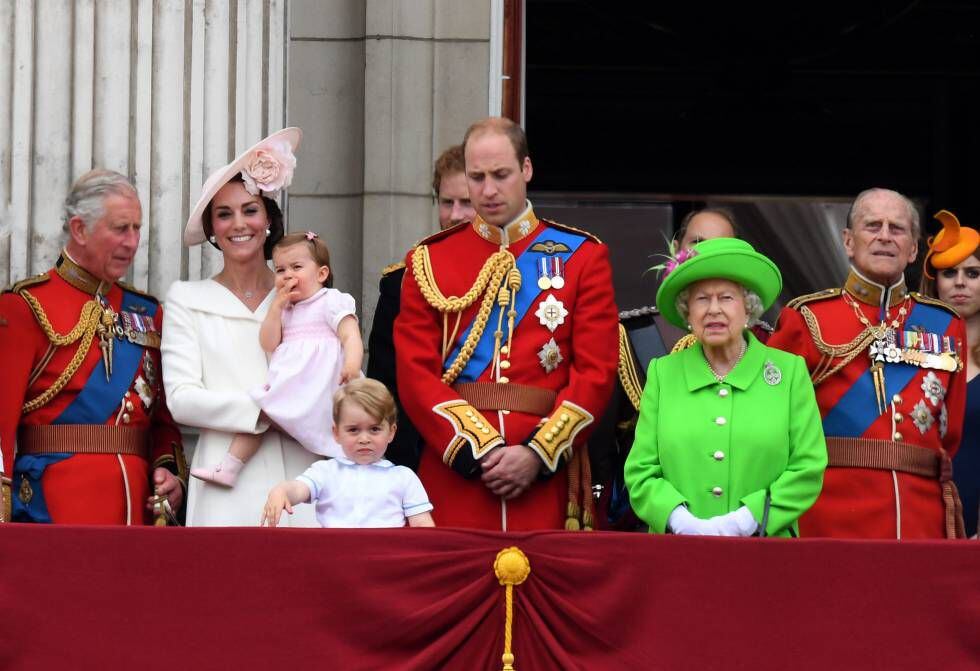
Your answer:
(162, 128), (319, 526)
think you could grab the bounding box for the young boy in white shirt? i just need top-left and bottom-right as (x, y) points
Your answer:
(261, 378), (434, 528)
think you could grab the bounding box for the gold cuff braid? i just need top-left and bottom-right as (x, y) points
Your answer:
(528, 401), (593, 472)
(411, 245), (516, 386)
(1, 478), (12, 523)
(433, 400), (505, 465)
(19, 290), (104, 414)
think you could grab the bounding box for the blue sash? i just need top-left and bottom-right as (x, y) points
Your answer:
(822, 301), (953, 437)
(55, 289), (155, 424)
(449, 227), (588, 383)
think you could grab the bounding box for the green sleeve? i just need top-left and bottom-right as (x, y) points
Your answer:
(740, 354), (827, 536)
(624, 358), (687, 533)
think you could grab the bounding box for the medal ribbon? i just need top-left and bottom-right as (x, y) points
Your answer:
(822, 301), (953, 437)
(54, 289), (156, 424)
(449, 227), (587, 383)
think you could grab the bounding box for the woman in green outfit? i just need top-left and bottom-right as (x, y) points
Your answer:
(625, 238), (826, 537)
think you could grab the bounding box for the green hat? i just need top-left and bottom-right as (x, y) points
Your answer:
(655, 238), (783, 329)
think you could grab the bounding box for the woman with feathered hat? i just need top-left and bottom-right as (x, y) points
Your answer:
(625, 238), (827, 536)
(161, 128), (320, 526)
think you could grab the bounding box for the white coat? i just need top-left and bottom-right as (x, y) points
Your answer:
(161, 279), (319, 526)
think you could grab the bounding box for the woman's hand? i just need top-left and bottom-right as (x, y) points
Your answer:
(260, 484), (294, 527)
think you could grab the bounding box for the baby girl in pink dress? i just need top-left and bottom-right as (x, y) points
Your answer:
(191, 231), (363, 487)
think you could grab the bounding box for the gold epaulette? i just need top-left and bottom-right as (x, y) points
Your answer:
(117, 280), (160, 305)
(617, 324), (643, 411)
(381, 261), (406, 277)
(540, 218), (602, 244)
(412, 221), (466, 249)
(7, 273), (49, 294)
(785, 288), (841, 310)
(671, 333), (697, 353)
(909, 291), (960, 317)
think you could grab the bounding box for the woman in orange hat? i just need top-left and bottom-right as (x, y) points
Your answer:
(921, 210), (980, 537)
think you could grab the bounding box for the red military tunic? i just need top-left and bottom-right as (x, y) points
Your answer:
(769, 269), (966, 538)
(0, 254), (185, 524)
(395, 205), (619, 530)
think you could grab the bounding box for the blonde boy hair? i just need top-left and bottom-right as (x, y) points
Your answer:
(332, 378), (397, 426)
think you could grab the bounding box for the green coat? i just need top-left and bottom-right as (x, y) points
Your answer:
(624, 333), (826, 536)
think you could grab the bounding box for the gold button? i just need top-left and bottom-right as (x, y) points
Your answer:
(718, 388), (729, 397)
(713, 451), (725, 461)
(500, 345), (509, 355)
(481, 427), (490, 434)
(555, 421), (565, 430)
(893, 413), (902, 423)
(122, 413), (131, 424)
(499, 377), (510, 384)
(465, 410), (474, 418)
(893, 431), (903, 441)
(474, 422), (484, 429)
(544, 432), (554, 442)
(500, 360), (511, 370)
(125, 401), (134, 412)
(715, 417), (727, 426)
(712, 486), (723, 497)
(892, 394), (902, 405)
(560, 413), (570, 422)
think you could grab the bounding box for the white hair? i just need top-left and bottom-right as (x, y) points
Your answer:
(676, 284), (765, 327)
(847, 187), (920, 239)
(63, 169), (138, 231)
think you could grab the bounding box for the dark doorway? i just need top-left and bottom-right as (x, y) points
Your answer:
(525, 1), (980, 236)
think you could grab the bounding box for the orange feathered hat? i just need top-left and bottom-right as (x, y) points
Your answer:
(922, 209), (980, 279)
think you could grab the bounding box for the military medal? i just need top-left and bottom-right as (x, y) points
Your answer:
(550, 257), (566, 289)
(535, 294), (568, 332)
(536, 255), (567, 291)
(538, 337), (563, 373)
(537, 257), (552, 290)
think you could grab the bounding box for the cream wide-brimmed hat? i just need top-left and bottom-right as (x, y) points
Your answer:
(183, 127), (302, 246)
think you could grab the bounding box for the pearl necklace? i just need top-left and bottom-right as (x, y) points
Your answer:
(705, 340), (747, 382)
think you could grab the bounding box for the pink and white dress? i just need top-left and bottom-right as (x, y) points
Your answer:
(250, 287), (356, 457)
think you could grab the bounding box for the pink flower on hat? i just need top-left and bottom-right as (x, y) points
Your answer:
(241, 139), (296, 198)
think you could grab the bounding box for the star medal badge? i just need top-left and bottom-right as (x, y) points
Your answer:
(538, 337), (563, 373)
(763, 360), (782, 386)
(535, 294), (568, 332)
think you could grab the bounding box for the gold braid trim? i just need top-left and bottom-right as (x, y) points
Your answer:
(617, 324), (643, 411)
(671, 333), (697, 353)
(800, 305), (876, 385)
(412, 245), (516, 385)
(19, 290), (103, 414)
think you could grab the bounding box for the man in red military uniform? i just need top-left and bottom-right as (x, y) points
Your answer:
(0, 169), (186, 525)
(395, 118), (619, 530)
(769, 187), (966, 538)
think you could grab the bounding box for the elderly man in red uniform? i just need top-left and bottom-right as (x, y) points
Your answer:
(395, 118), (619, 530)
(769, 187), (966, 538)
(0, 169), (185, 524)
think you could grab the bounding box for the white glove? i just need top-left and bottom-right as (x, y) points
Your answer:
(667, 505), (712, 535)
(707, 506), (759, 537)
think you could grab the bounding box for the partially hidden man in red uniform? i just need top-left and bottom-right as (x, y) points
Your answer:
(769, 188), (966, 538)
(0, 169), (186, 524)
(395, 117), (619, 530)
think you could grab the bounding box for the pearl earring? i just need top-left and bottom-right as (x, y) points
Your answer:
(209, 235), (216, 244)
(686, 323), (692, 331)
(266, 228), (271, 235)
